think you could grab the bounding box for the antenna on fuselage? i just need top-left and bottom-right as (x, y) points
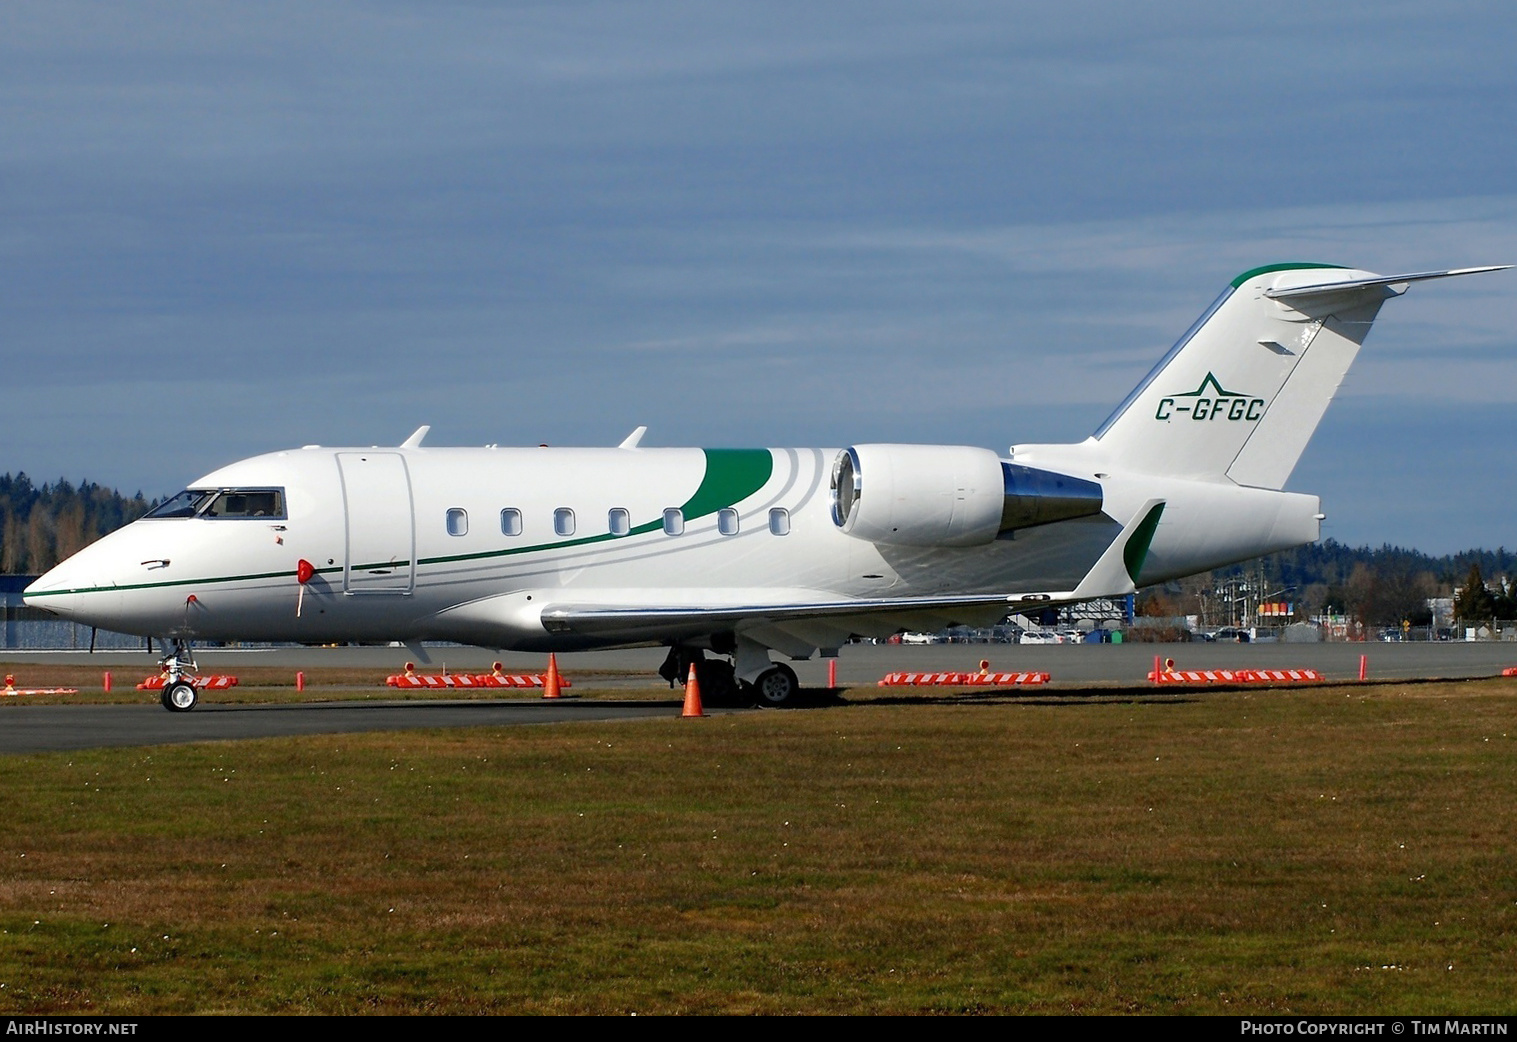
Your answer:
(618, 425), (648, 449)
(400, 425), (431, 449)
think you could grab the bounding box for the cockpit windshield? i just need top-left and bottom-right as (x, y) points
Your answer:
(145, 488), (286, 520)
(145, 490), (218, 519)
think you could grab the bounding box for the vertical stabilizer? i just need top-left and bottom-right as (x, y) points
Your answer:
(1090, 264), (1507, 489)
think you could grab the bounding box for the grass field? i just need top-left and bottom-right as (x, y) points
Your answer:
(1, 678), (1514, 1014)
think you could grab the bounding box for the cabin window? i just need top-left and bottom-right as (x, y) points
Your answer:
(769, 507), (791, 536)
(663, 508), (684, 536)
(500, 508), (522, 536)
(554, 508), (576, 537)
(608, 507), (630, 536)
(718, 508), (739, 536)
(446, 508), (468, 536)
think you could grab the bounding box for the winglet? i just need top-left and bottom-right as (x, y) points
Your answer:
(1071, 500), (1165, 599)
(401, 425), (431, 449)
(618, 425), (648, 450)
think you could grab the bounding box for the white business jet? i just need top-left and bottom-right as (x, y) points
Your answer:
(24, 262), (1508, 711)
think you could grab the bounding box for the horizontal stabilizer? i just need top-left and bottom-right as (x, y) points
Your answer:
(1265, 265), (1511, 301)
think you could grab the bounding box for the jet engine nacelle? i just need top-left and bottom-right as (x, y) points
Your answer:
(830, 444), (1007, 547)
(831, 444), (1108, 548)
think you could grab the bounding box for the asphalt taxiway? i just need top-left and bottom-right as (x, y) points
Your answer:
(3, 640), (1514, 753)
(0, 698), (698, 754)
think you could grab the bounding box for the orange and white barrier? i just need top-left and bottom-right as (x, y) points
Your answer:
(1148, 667), (1323, 685)
(2, 674), (79, 696)
(385, 661), (570, 690)
(879, 671), (1050, 686)
(1501, 667), (1517, 677)
(137, 675), (239, 690)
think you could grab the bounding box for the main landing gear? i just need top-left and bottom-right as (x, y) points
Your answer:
(658, 643), (803, 708)
(158, 639), (199, 713)
(659, 647), (743, 705)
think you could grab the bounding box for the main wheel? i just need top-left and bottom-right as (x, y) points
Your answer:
(751, 664), (799, 707)
(161, 680), (198, 712)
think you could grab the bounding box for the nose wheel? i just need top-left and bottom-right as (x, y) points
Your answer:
(161, 680), (198, 712)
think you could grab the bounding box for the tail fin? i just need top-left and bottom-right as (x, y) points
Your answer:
(1091, 264), (1508, 489)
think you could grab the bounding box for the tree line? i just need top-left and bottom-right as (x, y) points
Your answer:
(1153, 540), (1517, 627)
(0, 473), (155, 575)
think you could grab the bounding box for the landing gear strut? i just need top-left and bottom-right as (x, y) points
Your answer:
(158, 639), (199, 713)
(658, 646), (742, 706)
(660, 640), (805, 708)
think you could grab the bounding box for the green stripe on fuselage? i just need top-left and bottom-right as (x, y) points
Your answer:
(26, 449), (778, 598)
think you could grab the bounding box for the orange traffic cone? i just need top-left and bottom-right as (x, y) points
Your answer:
(543, 653), (562, 699)
(681, 662), (705, 718)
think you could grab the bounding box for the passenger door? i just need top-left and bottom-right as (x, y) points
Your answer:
(337, 452), (416, 594)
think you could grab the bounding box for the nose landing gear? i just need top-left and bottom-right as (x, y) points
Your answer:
(158, 640), (199, 712)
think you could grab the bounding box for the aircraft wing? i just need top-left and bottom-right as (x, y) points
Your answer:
(539, 591), (1025, 641)
(514, 499), (1167, 651)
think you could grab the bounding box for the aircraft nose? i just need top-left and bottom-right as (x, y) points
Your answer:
(27, 563), (71, 598)
(24, 547), (108, 619)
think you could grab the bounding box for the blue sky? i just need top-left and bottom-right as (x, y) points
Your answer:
(3, 1), (1515, 554)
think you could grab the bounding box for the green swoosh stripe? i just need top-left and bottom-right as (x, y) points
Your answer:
(1122, 503), (1165, 585)
(416, 448), (774, 567)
